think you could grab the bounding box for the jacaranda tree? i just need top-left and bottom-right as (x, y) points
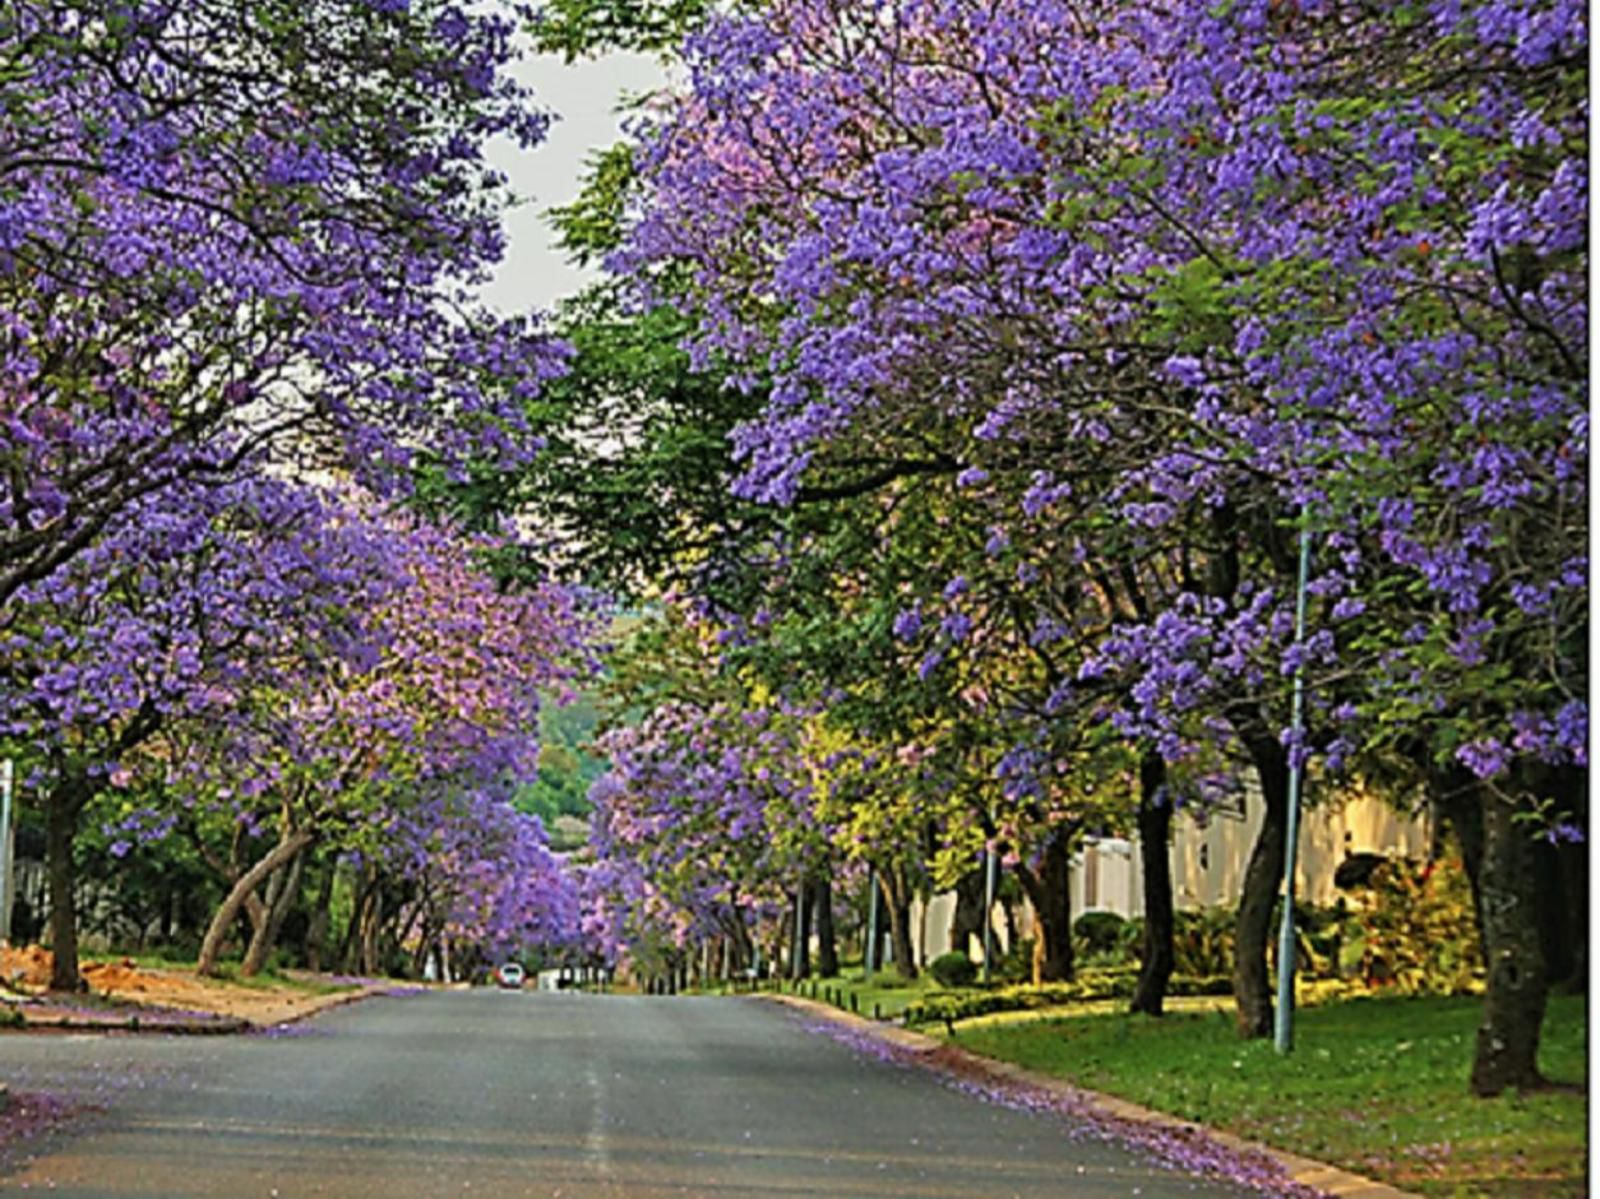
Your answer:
(618, 0), (1585, 1092)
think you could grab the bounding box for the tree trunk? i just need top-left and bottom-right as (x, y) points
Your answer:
(797, 883), (812, 977)
(1131, 753), (1175, 1016)
(1470, 778), (1548, 1096)
(788, 884), (809, 979)
(1016, 827), (1074, 984)
(1233, 734), (1289, 1039)
(340, 864), (378, 974)
(303, 860), (336, 973)
(881, 865), (918, 980)
(46, 786), (85, 993)
(410, 913), (438, 980)
(720, 909), (753, 974)
(242, 844), (306, 977)
(733, 914), (754, 974)
(239, 862), (286, 977)
(160, 885), (177, 944)
(197, 830), (314, 977)
(812, 874), (839, 977)
(947, 866), (987, 962)
(360, 884), (384, 977)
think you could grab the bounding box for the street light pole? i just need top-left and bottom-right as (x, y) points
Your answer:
(1274, 523), (1314, 1055)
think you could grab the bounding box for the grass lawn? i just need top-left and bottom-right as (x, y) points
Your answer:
(697, 967), (939, 1020)
(950, 992), (1587, 1198)
(823, 968), (936, 1020)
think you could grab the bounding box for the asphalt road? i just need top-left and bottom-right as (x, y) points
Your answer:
(1, 991), (1260, 1197)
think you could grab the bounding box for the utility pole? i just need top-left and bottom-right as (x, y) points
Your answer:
(1275, 524), (1313, 1055)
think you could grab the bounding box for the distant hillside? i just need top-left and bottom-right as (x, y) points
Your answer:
(516, 690), (607, 828)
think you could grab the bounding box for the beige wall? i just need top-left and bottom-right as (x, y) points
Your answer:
(912, 886), (1015, 965)
(1171, 784), (1432, 913)
(908, 783), (1430, 961)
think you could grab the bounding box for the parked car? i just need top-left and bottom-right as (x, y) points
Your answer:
(496, 963), (526, 989)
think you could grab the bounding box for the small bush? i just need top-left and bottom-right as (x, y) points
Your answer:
(1172, 907), (1235, 976)
(1074, 911), (1130, 956)
(1359, 856), (1482, 995)
(900, 971), (1233, 1027)
(996, 935), (1034, 983)
(930, 951), (978, 988)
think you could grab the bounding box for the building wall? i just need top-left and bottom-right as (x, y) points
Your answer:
(1170, 785), (1432, 913)
(908, 785), (1429, 964)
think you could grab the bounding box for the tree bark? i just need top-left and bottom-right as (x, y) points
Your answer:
(1016, 827), (1075, 984)
(812, 874), (839, 977)
(947, 866), (987, 961)
(1131, 753), (1175, 1016)
(720, 909), (753, 974)
(880, 865), (918, 980)
(340, 864), (378, 974)
(409, 912), (438, 980)
(788, 883), (809, 979)
(303, 859), (336, 973)
(1469, 778), (1549, 1096)
(46, 781), (88, 993)
(360, 884), (384, 977)
(240, 861), (287, 977)
(197, 830), (314, 977)
(241, 844), (305, 977)
(1233, 734), (1290, 1039)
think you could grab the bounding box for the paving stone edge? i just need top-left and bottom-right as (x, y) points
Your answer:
(758, 991), (1421, 1199)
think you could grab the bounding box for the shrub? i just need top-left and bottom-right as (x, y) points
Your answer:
(1074, 911), (1132, 959)
(929, 951), (978, 988)
(1267, 898), (1349, 979)
(898, 970), (1234, 1027)
(1172, 907), (1235, 976)
(1359, 856), (1482, 995)
(996, 935), (1034, 983)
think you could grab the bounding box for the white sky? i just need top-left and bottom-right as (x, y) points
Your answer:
(480, 52), (668, 316)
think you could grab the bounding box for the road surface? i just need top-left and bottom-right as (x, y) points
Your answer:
(2, 990), (1262, 1197)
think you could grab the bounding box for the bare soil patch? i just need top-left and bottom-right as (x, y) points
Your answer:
(1, 945), (380, 1028)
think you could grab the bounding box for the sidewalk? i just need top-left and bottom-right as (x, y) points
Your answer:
(760, 991), (1420, 1199)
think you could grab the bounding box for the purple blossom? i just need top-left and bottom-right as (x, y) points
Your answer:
(1456, 738), (1510, 780)
(893, 606), (923, 640)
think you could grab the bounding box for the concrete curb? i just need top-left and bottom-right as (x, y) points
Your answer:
(758, 992), (1421, 1199)
(16, 1012), (250, 1035)
(248, 983), (401, 1031)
